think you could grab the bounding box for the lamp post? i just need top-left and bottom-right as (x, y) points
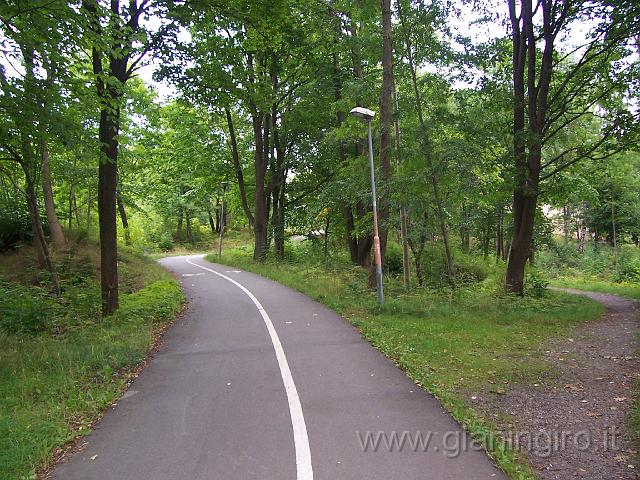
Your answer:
(217, 181), (228, 257)
(350, 107), (384, 304)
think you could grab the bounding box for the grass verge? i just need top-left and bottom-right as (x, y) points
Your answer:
(0, 241), (183, 479)
(207, 249), (604, 479)
(551, 277), (640, 301)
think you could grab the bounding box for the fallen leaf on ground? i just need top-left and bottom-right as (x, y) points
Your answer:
(564, 383), (584, 392)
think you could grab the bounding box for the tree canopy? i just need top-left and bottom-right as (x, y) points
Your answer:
(1, 0), (639, 302)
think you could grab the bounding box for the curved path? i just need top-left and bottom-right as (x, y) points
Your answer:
(485, 287), (639, 479)
(52, 254), (505, 480)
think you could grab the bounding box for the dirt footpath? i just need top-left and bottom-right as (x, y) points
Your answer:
(480, 289), (639, 479)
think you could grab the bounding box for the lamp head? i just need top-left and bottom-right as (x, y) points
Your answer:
(350, 107), (376, 121)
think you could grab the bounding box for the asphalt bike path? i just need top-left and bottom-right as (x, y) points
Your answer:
(52, 254), (506, 480)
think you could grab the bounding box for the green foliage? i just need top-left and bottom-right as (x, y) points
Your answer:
(0, 204), (34, 251)
(0, 0), (639, 475)
(539, 242), (640, 284)
(615, 247), (640, 283)
(0, 247), (183, 479)
(383, 242), (404, 275)
(419, 245), (491, 286)
(453, 254), (492, 285)
(0, 282), (56, 335)
(112, 280), (182, 324)
(157, 233), (174, 252)
(525, 270), (549, 298)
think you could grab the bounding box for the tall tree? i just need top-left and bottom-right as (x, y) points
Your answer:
(397, 0), (454, 281)
(505, 0), (639, 294)
(82, 0), (170, 314)
(378, 0), (394, 264)
(0, 1), (72, 292)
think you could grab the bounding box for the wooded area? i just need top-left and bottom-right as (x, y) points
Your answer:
(2, 1), (640, 478)
(2, 0), (639, 312)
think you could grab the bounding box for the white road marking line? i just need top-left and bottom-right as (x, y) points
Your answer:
(185, 256), (313, 480)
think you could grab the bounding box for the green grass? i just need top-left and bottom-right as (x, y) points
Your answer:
(0, 242), (183, 479)
(144, 229), (252, 260)
(207, 248), (604, 479)
(551, 277), (640, 301)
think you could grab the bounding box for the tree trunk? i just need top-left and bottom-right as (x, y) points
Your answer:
(414, 255), (424, 286)
(176, 206), (183, 240)
(68, 189), (73, 230)
(378, 0), (393, 262)
(347, 7), (373, 268)
(483, 218), (491, 258)
(460, 203), (470, 253)
(563, 206), (569, 243)
(68, 187), (80, 229)
(506, 181), (539, 294)
(41, 138), (66, 249)
(496, 204), (507, 262)
(97, 107), (120, 314)
(611, 190), (618, 273)
(225, 108), (254, 227)
(86, 194), (92, 229)
(185, 208), (193, 244)
(505, 0), (556, 294)
(355, 201), (373, 267)
(269, 97), (287, 260)
(408, 236), (426, 287)
(116, 192), (130, 245)
(252, 111), (269, 261)
(85, 0), (148, 315)
(25, 181), (60, 294)
(207, 205), (217, 235)
(272, 176), (286, 260)
(393, 85), (410, 289)
(73, 193), (80, 226)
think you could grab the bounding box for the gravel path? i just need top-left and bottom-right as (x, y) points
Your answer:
(480, 288), (639, 479)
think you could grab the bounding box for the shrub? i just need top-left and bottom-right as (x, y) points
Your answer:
(0, 282), (56, 334)
(0, 211), (33, 251)
(157, 233), (174, 252)
(57, 254), (96, 286)
(615, 246), (640, 283)
(454, 255), (491, 285)
(112, 280), (183, 324)
(579, 246), (613, 277)
(57, 282), (101, 329)
(384, 242), (405, 276)
(525, 270), (549, 298)
(418, 247), (491, 287)
(420, 246), (450, 285)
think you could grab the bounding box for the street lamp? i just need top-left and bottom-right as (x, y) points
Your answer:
(350, 106), (384, 304)
(217, 181), (228, 257)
